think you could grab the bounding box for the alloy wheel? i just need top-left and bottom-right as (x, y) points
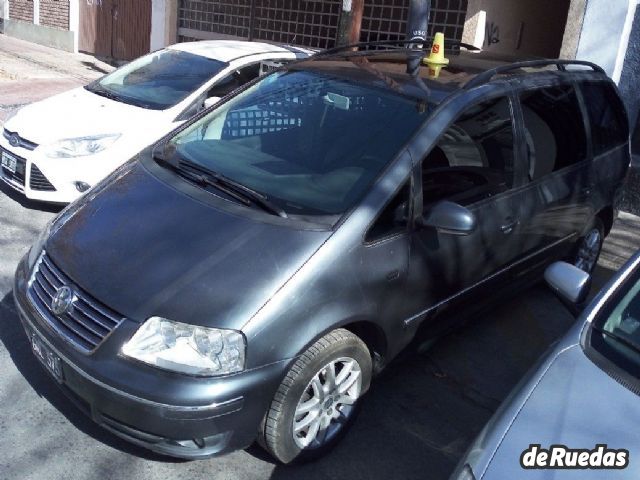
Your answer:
(574, 228), (602, 273)
(292, 357), (362, 449)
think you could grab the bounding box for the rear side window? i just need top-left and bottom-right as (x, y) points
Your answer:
(520, 85), (587, 181)
(580, 81), (628, 156)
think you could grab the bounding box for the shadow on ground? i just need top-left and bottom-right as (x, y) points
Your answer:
(80, 61), (111, 75)
(264, 265), (617, 480)
(0, 181), (64, 214)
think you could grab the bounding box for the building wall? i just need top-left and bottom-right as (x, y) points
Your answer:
(575, 0), (632, 79)
(176, 0), (468, 49)
(39, 0), (69, 30)
(463, 0), (570, 57)
(9, 0), (33, 23)
(619, 6), (640, 143)
(5, 0), (74, 51)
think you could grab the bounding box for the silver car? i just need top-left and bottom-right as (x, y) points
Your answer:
(452, 252), (640, 479)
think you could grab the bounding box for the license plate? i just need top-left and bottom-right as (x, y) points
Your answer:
(1, 151), (17, 173)
(31, 332), (63, 382)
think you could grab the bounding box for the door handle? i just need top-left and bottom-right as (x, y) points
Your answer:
(500, 218), (519, 234)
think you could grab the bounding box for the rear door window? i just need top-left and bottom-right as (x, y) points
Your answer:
(520, 85), (588, 181)
(580, 81), (628, 156)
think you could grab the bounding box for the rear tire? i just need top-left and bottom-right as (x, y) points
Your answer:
(260, 329), (372, 464)
(573, 217), (605, 274)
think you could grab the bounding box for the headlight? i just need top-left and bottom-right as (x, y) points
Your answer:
(122, 317), (246, 376)
(41, 133), (121, 158)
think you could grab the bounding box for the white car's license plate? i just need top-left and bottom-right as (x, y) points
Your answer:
(1, 151), (17, 173)
(31, 332), (63, 382)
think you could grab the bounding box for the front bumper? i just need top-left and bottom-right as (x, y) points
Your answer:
(13, 255), (289, 459)
(0, 135), (124, 204)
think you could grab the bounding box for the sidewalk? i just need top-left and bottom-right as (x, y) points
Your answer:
(0, 34), (114, 123)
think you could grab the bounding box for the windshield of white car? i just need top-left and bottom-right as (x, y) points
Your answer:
(167, 69), (430, 216)
(86, 49), (228, 110)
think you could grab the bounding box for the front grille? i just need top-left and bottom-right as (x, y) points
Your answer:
(27, 252), (125, 352)
(0, 148), (26, 190)
(29, 165), (56, 191)
(3, 128), (38, 150)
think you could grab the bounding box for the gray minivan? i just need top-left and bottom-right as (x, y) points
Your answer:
(13, 45), (629, 463)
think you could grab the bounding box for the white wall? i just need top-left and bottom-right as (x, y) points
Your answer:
(69, 0), (79, 53)
(150, 0), (166, 51)
(150, 0), (177, 50)
(575, 0), (639, 82)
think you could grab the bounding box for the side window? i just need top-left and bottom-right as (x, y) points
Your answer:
(520, 85), (587, 181)
(422, 96), (515, 207)
(209, 64), (261, 98)
(365, 182), (410, 242)
(580, 81), (628, 156)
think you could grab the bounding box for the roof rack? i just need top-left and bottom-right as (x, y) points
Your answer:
(463, 59), (605, 90)
(316, 39), (481, 57)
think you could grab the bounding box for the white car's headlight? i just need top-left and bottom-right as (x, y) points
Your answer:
(122, 317), (246, 376)
(41, 133), (121, 158)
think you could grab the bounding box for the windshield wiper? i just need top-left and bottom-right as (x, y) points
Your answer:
(86, 84), (122, 102)
(597, 327), (640, 356)
(153, 148), (287, 218)
(87, 84), (159, 109)
(183, 161), (288, 218)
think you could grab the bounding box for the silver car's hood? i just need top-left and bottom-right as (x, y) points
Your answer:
(481, 342), (640, 479)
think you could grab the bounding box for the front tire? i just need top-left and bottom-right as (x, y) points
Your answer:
(260, 329), (372, 464)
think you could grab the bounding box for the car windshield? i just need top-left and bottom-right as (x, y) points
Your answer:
(86, 49), (228, 110)
(590, 266), (640, 378)
(168, 69), (430, 216)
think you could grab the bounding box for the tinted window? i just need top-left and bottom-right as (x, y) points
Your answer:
(422, 96), (515, 207)
(580, 82), (628, 156)
(89, 49), (228, 110)
(521, 85), (587, 180)
(209, 64), (262, 98)
(171, 70), (430, 216)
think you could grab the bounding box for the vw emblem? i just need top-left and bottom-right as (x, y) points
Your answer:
(51, 286), (75, 316)
(8, 134), (20, 148)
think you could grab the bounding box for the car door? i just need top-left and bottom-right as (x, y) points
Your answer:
(512, 82), (592, 262)
(402, 93), (531, 329)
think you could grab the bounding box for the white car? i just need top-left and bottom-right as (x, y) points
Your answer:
(0, 40), (312, 203)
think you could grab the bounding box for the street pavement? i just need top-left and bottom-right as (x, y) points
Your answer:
(0, 34), (113, 123)
(1, 33), (640, 480)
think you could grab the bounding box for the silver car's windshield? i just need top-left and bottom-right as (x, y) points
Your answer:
(591, 268), (640, 378)
(169, 69), (431, 216)
(87, 49), (228, 110)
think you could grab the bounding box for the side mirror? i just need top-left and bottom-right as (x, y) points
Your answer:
(544, 261), (591, 310)
(204, 96), (221, 109)
(419, 200), (477, 235)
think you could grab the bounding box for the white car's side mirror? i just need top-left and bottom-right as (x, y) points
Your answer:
(204, 97), (221, 109)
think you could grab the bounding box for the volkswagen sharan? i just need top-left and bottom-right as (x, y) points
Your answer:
(13, 43), (629, 463)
